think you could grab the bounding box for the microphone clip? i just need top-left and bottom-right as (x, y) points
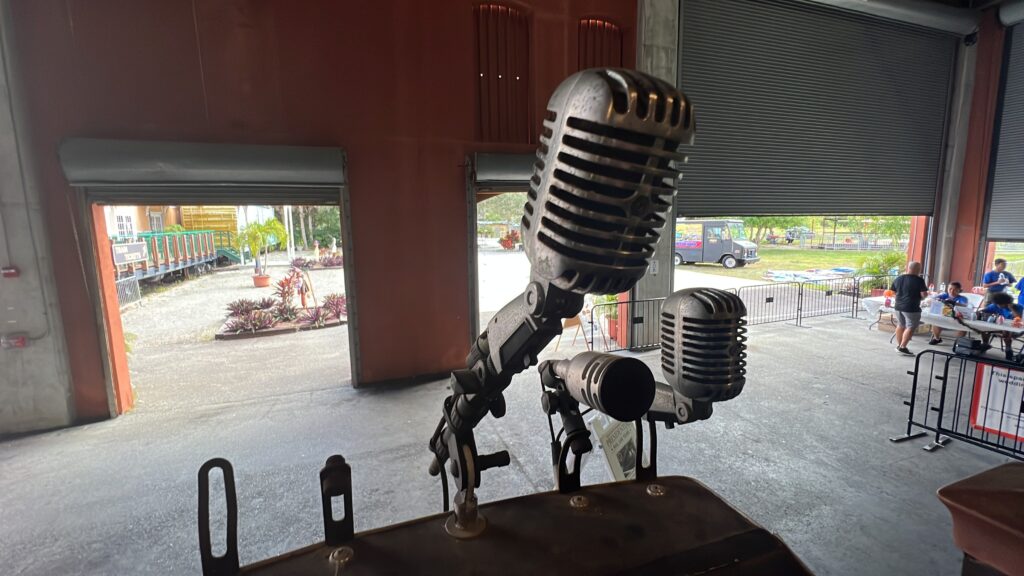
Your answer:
(539, 361), (594, 493)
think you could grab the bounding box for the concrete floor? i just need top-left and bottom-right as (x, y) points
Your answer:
(0, 312), (1011, 574)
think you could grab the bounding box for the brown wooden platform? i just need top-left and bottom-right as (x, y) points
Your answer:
(242, 476), (812, 575)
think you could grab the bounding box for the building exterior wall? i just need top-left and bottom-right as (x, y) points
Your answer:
(6, 0), (636, 425)
(0, 2), (74, 434)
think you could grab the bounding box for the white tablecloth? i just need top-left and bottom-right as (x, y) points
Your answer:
(963, 320), (1024, 335)
(862, 296), (972, 332)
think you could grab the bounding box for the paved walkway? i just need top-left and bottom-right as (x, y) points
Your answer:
(121, 266), (349, 412)
(0, 313), (1009, 575)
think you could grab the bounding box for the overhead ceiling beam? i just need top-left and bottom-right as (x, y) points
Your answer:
(804, 0), (980, 35)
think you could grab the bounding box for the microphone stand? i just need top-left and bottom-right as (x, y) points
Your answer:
(428, 279), (583, 538)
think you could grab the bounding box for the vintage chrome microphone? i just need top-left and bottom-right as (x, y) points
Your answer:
(650, 287), (748, 425)
(427, 69), (693, 536)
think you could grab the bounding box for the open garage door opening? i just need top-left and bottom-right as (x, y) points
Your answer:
(59, 139), (358, 416)
(471, 154), (630, 356)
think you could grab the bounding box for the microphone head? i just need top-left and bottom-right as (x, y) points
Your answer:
(554, 351), (656, 422)
(522, 69), (695, 295)
(660, 288), (747, 402)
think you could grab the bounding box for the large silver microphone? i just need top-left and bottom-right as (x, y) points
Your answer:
(522, 69), (694, 295)
(650, 287), (748, 423)
(551, 352), (656, 422)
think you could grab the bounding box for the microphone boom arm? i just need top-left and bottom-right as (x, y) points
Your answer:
(428, 280), (583, 498)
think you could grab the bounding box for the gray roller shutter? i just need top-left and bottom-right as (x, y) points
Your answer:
(58, 138), (345, 205)
(988, 26), (1024, 242)
(677, 0), (957, 217)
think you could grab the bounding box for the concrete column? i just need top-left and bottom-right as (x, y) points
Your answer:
(949, 12), (1006, 287)
(930, 39), (977, 286)
(0, 1), (74, 433)
(633, 0), (680, 306)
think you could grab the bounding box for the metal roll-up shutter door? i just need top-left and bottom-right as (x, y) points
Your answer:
(988, 26), (1024, 241)
(58, 139), (346, 205)
(677, 0), (957, 217)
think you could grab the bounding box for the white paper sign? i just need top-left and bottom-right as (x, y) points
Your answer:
(589, 415), (641, 481)
(971, 364), (1024, 442)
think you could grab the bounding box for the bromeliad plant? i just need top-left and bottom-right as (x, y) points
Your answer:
(224, 310), (276, 334)
(272, 301), (300, 323)
(227, 298), (259, 317)
(322, 293), (347, 319)
(274, 269), (301, 305)
(301, 306), (328, 328)
(291, 257), (313, 270)
(320, 254), (344, 268)
(256, 297), (277, 310)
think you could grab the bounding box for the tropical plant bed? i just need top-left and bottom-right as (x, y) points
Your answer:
(215, 269), (348, 341)
(215, 315), (347, 340)
(291, 256), (344, 270)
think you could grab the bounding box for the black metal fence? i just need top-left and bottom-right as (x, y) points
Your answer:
(585, 275), (915, 352)
(892, 350), (1023, 461)
(590, 298), (665, 353)
(736, 282), (800, 326)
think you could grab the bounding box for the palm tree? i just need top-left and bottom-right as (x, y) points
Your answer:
(237, 218), (287, 276)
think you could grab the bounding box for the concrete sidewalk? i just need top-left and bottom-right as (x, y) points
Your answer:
(0, 314), (1009, 575)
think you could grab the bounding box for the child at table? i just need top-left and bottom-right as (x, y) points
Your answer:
(1016, 276), (1024, 308)
(979, 292), (1024, 360)
(928, 281), (968, 346)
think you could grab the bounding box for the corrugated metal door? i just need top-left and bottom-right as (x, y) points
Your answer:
(676, 0), (957, 216)
(988, 25), (1024, 242)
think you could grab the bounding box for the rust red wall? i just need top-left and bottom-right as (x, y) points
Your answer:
(9, 0), (636, 415)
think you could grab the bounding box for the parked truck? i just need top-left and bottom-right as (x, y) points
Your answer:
(674, 219), (760, 268)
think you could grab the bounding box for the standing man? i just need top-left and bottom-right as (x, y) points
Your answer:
(982, 258), (1017, 304)
(891, 261), (929, 356)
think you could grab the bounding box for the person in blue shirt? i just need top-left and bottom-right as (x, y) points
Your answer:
(928, 281), (969, 346)
(980, 292), (1023, 320)
(979, 292), (1023, 360)
(982, 258), (1017, 303)
(1017, 276), (1024, 309)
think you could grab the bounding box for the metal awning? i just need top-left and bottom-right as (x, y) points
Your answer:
(58, 138), (346, 205)
(473, 153), (535, 193)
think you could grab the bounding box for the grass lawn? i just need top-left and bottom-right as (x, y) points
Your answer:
(677, 247), (876, 281)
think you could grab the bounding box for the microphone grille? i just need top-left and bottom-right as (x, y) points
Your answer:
(660, 288), (747, 402)
(522, 69), (695, 294)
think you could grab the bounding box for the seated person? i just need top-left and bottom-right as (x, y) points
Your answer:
(978, 292), (1024, 360)
(1017, 276), (1024, 308)
(928, 281), (968, 346)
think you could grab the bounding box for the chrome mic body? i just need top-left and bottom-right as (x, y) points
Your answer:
(650, 287), (748, 424)
(428, 69), (694, 508)
(523, 69), (693, 295)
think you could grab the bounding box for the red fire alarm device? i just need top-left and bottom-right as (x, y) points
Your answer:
(1, 266), (18, 278)
(1, 333), (28, 349)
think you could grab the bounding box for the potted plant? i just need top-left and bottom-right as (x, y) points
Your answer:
(857, 251), (905, 297)
(236, 218), (287, 287)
